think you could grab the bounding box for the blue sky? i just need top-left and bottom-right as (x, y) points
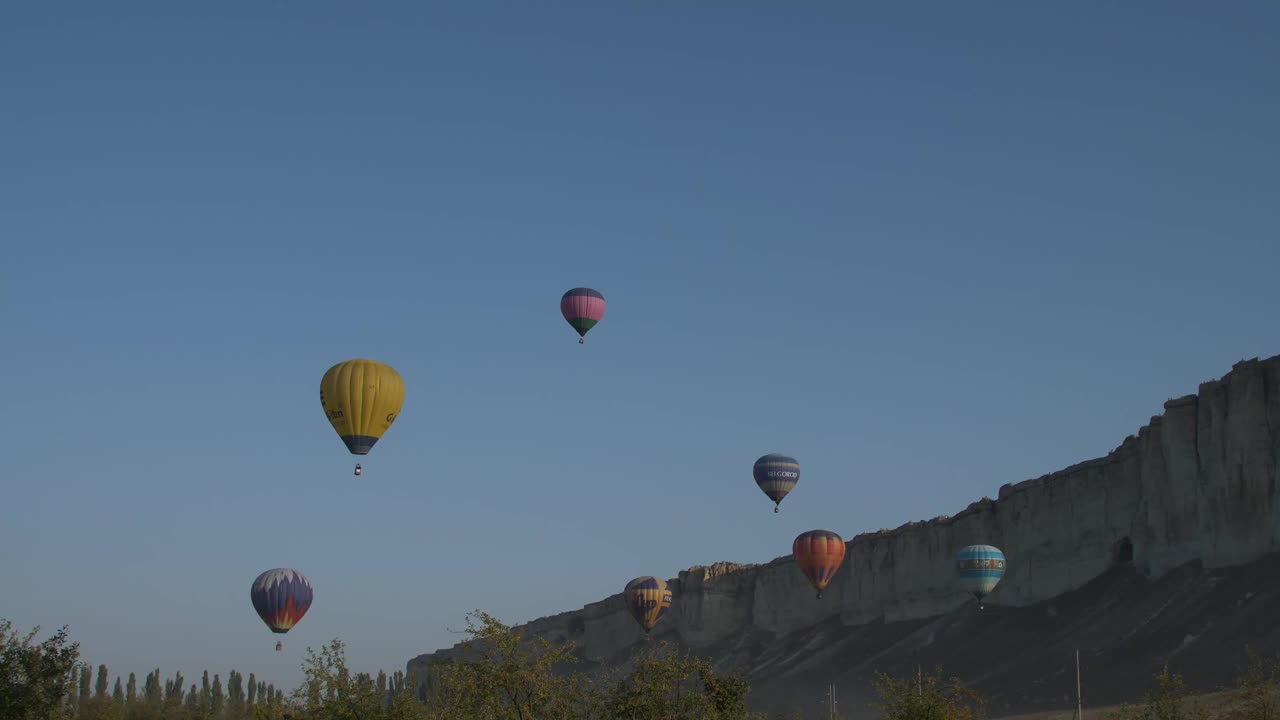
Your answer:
(2, 0), (1277, 693)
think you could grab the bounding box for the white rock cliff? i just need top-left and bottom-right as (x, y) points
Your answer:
(409, 355), (1280, 685)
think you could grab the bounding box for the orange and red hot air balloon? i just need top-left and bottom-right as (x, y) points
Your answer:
(793, 530), (846, 599)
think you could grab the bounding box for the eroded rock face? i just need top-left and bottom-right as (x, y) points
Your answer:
(408, 356), (1280, 684)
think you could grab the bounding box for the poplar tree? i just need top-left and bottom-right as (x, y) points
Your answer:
(166, 670), (184, 708)
(65, 667), (79, 712)
(94, 664), (109, 699)
(211, 672), (224, 716)
(144, 668), (161, 705)
(227, 669), (244, 717)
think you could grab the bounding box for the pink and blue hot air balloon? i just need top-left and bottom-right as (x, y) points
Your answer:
(250, 568), (314, 651)
(560, 288), (606, 344)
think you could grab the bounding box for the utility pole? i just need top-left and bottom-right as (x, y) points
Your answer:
(1075, 649), (1083, 720)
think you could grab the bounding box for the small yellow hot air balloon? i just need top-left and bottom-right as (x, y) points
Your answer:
(623, 577), (672, 637)
(319, 359), (405, 474)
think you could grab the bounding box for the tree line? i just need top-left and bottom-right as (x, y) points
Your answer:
(3, 612), (757, 720)
(58, 663), (299, 720)
(7, 614), (1280, 720)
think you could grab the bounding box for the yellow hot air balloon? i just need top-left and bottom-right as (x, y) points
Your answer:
(623, 576), (672, 636)
(319, 359), (405, 474)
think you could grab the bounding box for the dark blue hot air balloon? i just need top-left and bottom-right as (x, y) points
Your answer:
(250, 568), (314, 651)
(753, 453), (799, 513)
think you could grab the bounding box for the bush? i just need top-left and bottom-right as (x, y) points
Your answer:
(870, 666), (987, 720)
(420, 611), (757, 720)
(1229, 650), (1280, 720)
(0, 618), (83, 720)
(421, 610), (586, 720)
(594, 640), (753, 720)
(292, 638), (423, 720)
(1109, 665), (1208, 720)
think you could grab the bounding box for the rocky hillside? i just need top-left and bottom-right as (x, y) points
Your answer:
(408, 354), (1280, 717)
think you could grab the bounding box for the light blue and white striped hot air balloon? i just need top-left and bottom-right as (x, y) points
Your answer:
(956, 544), (1006, 609)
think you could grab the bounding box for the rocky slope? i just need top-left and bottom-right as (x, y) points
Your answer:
(408, 354), (1280, 717)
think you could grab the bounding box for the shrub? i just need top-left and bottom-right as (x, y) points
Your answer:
(1109, 665), (1208, 720)
(870, 666), (987, 720)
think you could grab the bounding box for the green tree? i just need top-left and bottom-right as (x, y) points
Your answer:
(424, 610), (586, 720)
(80, 666), (93, 708)
(212, 673), (224, 717)
(595, 640), (752, 720)
(144, 669), (161, 706)
(77, 663), (123, 720)
(391, 671), (406, 695)
(66, 666), (80, 718)
(871, 666), (987, 720)
(250, 685), (289, 720)
(228, 669), (247, 718)
(95, 664), (109, 700)
(293, 638), (418, 720)
(247, 673), (257, 707)
(700, 664), (752, 720)
(126, 669), (163, 720)
(1230, 651), (1280, 720)
(114, 677), (125, 706)
(1109, 665), (1207, 720)
(124, 676), (160, 720)
(0, 619), (82, 720)
(201, 670), (212, 716)
(167, 671), (186, 711)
